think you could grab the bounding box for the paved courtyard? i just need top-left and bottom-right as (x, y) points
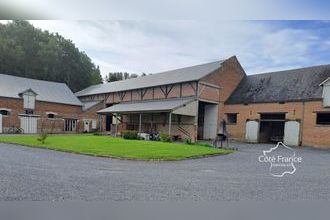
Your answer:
(0, 142), (329, 201)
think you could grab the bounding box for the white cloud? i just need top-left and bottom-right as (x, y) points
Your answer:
(27, 20), (329, 77)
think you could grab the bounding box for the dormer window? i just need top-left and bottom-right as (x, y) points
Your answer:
(19, 89), (37, 110)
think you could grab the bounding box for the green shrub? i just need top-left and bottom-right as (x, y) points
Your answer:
(93, 132), (102, 136)
(37, 131), (48, 144)
(160, 133), (172, 142)
(122, 130), (139, 140)
(184, 138), (193, 145)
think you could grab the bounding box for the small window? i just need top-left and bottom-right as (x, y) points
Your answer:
(316, 113), (330, 125)
(226, 113), (238, 124)
(25, 109), (34, 115)
(47, 113), (55, 119)
(0, 110), (9, 115)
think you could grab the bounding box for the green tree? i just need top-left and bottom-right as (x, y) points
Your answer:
(105, 72), (138, 82)
(0, 20), (102, 92)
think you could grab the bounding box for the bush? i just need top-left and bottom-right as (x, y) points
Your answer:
(160, 133), (172, 142)
(93, 132), (102, 136)
(37, 131), (48, 144)
(184, 138), (193, 145)
(122, 130), (139, 140)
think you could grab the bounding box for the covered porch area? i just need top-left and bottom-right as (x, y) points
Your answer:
(97, 98), (198, 141)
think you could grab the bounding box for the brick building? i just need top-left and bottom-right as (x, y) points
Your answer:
(76, 56), (330, 148)
(76, 56), (245, 141)
(0, 74), (100, 134)
(2, 56), (329, 149)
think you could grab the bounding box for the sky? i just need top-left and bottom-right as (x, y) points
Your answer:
(2, 20), (330, 77)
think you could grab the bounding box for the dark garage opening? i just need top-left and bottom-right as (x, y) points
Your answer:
(259, 113), (286, 143)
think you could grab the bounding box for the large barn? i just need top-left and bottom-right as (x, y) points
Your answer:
(76, 56), (330, 149)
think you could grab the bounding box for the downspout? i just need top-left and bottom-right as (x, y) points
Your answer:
(299, 101), (305, 146)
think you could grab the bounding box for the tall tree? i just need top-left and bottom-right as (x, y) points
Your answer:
(0, 20), (103, 92)
(105, 72), (138, 82)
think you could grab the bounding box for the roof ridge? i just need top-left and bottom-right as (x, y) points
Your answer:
(0, 73), (67, 85)
(248, 63), (330, 77)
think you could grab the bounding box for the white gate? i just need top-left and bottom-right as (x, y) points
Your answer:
(245, 120), (259, 143)
(203, 104), (218, 139)
(20, 116), (38, 133)
(0, 114), (2, 133)
(284, 121), (300, 146)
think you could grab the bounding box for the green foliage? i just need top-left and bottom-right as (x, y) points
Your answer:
(122, 130), (139, 140)
(0, 20), (102, 92)
(160, 133), (172, 142)
(0, 135), (234, 160)
(184, 138), (193, 145)
(105, 72), (138, 82)
(37, 131), (48, 144)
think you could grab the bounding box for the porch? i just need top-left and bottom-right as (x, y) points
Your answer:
(97, 98), (198, 141)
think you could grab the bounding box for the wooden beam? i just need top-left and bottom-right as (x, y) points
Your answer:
(139, 113), (142, 133)
(168, 112), (172, 136)
(179, 83), (182, 97)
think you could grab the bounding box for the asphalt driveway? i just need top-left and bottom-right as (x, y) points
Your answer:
(0, 142), (329, 201)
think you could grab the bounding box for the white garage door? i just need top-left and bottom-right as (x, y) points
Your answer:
(203, 104), (218, 139)
(0, 114), (2, 133)
(245, 120), (259, 143)
(20, 116), (38, 133)
(284, 121), (300, 146)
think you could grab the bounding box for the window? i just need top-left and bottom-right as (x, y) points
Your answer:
(0, 110), (9, 115)
(47, 113), (55, 119)
(316, 113), (330, 125)
(25, 109), (34, 115)
(226, 113), (238, 124)
(64, 119), (77, 132)
(92, 120), (97, 129)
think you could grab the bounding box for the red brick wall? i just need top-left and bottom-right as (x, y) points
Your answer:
(223, 101), (330, 148)
(0, 96), (102, 134)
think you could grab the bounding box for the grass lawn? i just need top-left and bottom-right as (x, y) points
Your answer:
(0, 135), (234, 160)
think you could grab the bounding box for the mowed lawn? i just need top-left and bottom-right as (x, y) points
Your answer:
(0, 135), (233, 160)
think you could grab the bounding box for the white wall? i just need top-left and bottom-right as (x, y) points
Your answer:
(203, 104), (218, 139)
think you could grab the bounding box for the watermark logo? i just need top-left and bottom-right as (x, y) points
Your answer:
(258, 142), (302, 177)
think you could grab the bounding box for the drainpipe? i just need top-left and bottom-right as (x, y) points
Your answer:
(299, 101), (305, 146)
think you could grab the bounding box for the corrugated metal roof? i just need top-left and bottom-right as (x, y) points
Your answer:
(82, 100), (103, 111)
(0, 74), (82, 106)
(97, 97), (196, 114)
(226, 64), (330, 104)
(76, 60), (224, 97)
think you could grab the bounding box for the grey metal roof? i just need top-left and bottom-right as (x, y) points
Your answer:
(0, 74), (82, 106)
(76, 60), (224, 97)
(226, 64), (330, 104)
(97, 97), (195, 114)
(82, 100), (103, 111)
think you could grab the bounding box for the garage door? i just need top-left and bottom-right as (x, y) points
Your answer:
(20, 116), (38, 133)
(245, 120), (259, 143)
(284, 121), (300, 146)
(203, 104), (218, 139)
(0, 114), (2, 133)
